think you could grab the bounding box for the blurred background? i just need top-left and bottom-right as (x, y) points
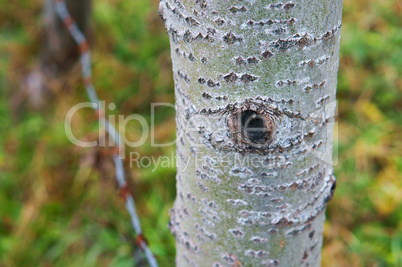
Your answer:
(0, 0), (401, 266)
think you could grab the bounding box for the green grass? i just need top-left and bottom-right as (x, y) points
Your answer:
(0, 0), (401, 266)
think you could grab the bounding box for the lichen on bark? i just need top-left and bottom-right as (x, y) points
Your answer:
(160, 0), (343, 266)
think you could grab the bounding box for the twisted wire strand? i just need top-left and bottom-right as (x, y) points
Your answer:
(53, 1), (158, 266)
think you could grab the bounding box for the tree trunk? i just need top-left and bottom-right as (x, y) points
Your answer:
(24, 0), (91, 108)
(41, 0), (91, 75)
(161, 0), (342, 266)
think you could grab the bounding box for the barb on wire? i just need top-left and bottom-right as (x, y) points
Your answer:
(53, 1), (158, 266)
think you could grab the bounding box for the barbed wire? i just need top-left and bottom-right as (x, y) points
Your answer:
(53, 1), (158, 266)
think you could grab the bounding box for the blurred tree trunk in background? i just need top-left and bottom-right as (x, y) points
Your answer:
(161, 0), (342, 266)
(41, 0), (91, 74)
(26, 0), (91, 108)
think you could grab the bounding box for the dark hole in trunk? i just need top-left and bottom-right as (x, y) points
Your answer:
(240, 110), (269, 143)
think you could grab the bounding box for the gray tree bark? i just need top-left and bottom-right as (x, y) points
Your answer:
(160, 0), (342, 266)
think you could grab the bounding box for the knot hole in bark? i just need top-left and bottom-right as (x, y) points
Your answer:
(228, 108), (274, 147)
(241, 110), (271, 143)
